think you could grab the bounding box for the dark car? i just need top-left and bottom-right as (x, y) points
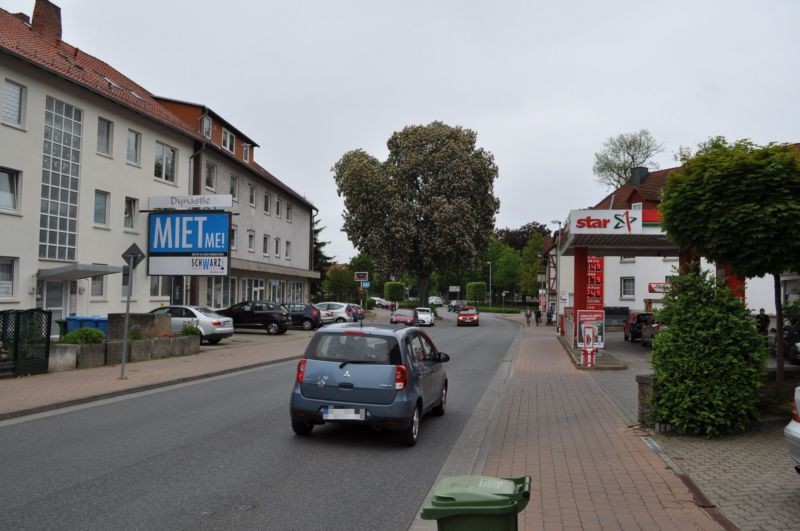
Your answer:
(217, 300), (291, 335)
(390, 308), (418, 326)
(290, 323), (450, 446)
(623, 312), (654, 342)
(287, 303), (322, 331)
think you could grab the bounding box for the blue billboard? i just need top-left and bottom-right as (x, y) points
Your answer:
(148, 212), (230, 255)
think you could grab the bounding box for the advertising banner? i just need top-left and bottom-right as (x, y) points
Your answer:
(576, 310), (605, 348)
(147, 211), (230, 276)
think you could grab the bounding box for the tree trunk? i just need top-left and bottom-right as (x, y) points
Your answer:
(775, 273), (785, 397)
(417, 273), (431, 308)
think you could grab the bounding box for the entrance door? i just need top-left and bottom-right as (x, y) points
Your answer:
(44, 281), (64, 333)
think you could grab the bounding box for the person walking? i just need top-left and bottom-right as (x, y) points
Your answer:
(534, 307), (542, 326)
(546, 307), (554, 326)
(525, 307), (532, 327)
(756, 308), (770, 344)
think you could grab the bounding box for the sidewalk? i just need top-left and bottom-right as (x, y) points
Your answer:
(481, 317), (720, 530)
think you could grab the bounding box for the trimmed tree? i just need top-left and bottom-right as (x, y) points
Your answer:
(660, 138), (800, 394)
(333, 122), (500, 306)
(384, 282), (405, 304)
(466, 282), (487, 307)
(650, 269), (767, 435)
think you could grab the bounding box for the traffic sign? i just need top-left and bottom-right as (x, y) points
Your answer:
(121, 243), (145, 269)
(354, 271), (369, 282)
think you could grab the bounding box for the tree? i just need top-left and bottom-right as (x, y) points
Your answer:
(322, 265), (356, 302)
(495, 246), (521, 298)
(310, 216), (334, 301)
(333, 122), (500, 306)
(466, 282), (486, 306)
(384, 281), (404, 303)
(519, 232), (545, 302)
(660, 138), (800, 394)
(593, 129), (663, 189)
(495, 222), (549, 252)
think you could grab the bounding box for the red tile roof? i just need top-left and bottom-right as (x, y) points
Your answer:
(0, 7), (200, 140)
(593, 167), (680, 209)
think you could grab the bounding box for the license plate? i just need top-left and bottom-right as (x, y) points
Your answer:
(321, 406), (366, 420)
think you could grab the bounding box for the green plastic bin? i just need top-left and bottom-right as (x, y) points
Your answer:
(421, 475), (532, 531)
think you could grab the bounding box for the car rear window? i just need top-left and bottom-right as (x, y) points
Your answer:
(305, 333), (401, 365)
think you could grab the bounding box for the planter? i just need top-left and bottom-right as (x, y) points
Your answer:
(151, 337), (173, 359)
(171, 335), (200, 356)
(49, 343), (78, 372)
(77, 343), (106, 369)
(129, 339), (153, 363)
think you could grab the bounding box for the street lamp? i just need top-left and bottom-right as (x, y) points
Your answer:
(551, 220), (563, 333)
(486, 261), (492, 309)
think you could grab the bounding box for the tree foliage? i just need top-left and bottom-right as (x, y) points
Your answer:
(310, 216), (334, 301)
(466, 282), (487, 305)
(384, 281), (405, 302)
(650, 269), (767, 435)
(495, 222), (549, 252)
(592, 129), (663, 189)
(333, 122), (500, 305)
(519, 232), (545, 300)
(322, 265), (356, 302)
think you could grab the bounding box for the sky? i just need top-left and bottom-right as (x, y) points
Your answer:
(6, 0), (799, 262)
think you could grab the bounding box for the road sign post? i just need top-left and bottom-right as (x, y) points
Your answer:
(120, 243), (145, 380)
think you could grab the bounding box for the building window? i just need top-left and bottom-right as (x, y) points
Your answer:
(230, 224), (238, 250)
(93, 190), (109, 225)
(124, 197), (137, 229)
(286, 204), (292, 222)
(127, 129), (141, 165)
(0, 168), (19, 212)
(285, 241), (291, 260)
(288, 281), (303, 303)
(202, 115), (212, 139)
(276, 198), (282, 218)
(263, 192), (271, 215)
(262, 234), (270, 256)
(205, 162), (216, 191)
(222, 128), (235, 152)
(3, 80), (26, 127)
(154, 141), (177, 182)
(247, 230), (255, 252)
(243, 144), (250, 163)
(96, 117), (113, 155)
(207, 276), (236, 308)
(230, 175), (239, 201)
(620, 277), (635, 299)
(90, 274), (104, 298)
(248, 184), (256, 207)
(274, 237), (281, 258)
(40, 96), (82, 261)
(150, 275), (171, 297)
(631, 202), (643, 210)
(122, 266), (133, 297)
(0, 257), (15, 296)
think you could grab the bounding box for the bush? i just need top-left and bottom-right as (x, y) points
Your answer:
(466, 282), (486, 306)
(650, 268), (767, 436)
(364, 298), (376, 310)
(384, 282), (405, 302)
(180, 324), (202, 336)
(60, 327), (105, 344)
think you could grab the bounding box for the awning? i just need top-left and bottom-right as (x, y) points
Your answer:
(37, 264), (123, 281)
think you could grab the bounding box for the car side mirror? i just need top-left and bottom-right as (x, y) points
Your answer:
(439, 353), (450, 363)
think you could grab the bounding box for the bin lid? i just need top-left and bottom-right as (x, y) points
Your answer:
(420, 475), (531, 520)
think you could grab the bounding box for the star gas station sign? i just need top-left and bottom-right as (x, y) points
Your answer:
(569, 209), (643, 235)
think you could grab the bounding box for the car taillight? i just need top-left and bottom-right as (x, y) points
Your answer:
(395, 364), (408, 390)
(296, 359), (307, 384)
(793, 396), (800, 423)
(312, 308), (318, 317)
(211, 320), (221, 326)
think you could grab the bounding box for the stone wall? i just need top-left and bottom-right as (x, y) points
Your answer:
(107, 313), (170, 340)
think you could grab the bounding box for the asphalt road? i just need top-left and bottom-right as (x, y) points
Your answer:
(0, 311), (520, 531)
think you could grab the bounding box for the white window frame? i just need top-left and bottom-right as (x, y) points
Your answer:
(2, 79), (26, 129)
(222, 128), (235, 153)
(247, 230), (256, 252)
(202, 115), (212, 139)
(0, 257), (16, 297)
(230, 175), (239, 202)
(150, 275), (171, 298)
(286, 204), (292, 222)
(248, 184), (256, 207)
(274, 237), (281, 258)
(0, 167), (20, 214)
(93, 190), (109, 226)
(262, 234), (270, 256)
(205, 162), (216, 191)
(124, 197), (138, 230)
(90, 274), (105, 299)
(243, 144), (250, 163)
(230, 224), (238, 250)
(285, 241), (291, 260)
(263, 192), (271, 215)
(154, 141), (177, 183)
(631, 202), (643, 210)
(96, 116), (113, 156)
(126, 129), (141, 165)
(620, 277), (635, 299)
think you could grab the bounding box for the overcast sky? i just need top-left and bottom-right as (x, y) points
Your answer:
(6, 0), (799, 261)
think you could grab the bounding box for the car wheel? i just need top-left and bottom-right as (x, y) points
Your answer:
(206, 338), (222, 345)
(301, 319), (315, 331)
(432, 385), (447, 417)
(335, 317), (346, 323)
(401, 405), (421, 447)
(266, 321), (281, 335)
(292, 419), (313, 436)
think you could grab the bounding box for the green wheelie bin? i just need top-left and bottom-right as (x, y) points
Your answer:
(420, 475), (532, 531)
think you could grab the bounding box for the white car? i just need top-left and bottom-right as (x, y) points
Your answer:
(415, 307), (434, 326)
(428, 296), (444, 306)
(785, 386), (800, 473)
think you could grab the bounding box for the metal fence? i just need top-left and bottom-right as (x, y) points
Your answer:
(0, 309), (52, 376)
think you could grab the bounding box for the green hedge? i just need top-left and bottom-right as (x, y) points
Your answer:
(60, 327), (105, 344)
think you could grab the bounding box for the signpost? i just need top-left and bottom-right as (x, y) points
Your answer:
(120, 243), (145, 380)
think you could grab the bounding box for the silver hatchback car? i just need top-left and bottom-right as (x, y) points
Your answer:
(290, 324), (450, 446)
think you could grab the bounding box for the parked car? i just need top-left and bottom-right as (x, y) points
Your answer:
(428, 296), (444, 306)
(457, 308), (480, 327)
(217, 301), (291, 335)
(623, 312), (654, 342)
(415, 307), (434, 326)
(287, 303), (322, 331)
(315, 304), (335, 325)
(785, 386), (800, 474)
(641, 321), (665, 348)
(149, 305), (234, 344)
(315, 302), (358, 323)
(390, 308), (418, 326)
(448, 300), (467, 312)
(370, 297), (389, 309)
(290, 323), (450, 445)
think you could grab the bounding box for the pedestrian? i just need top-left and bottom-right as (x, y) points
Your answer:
(756, 308), (770, 343)
(525, 307), (532, 327)
(546, 307), (554, 326)
(534, 308), (542, 326)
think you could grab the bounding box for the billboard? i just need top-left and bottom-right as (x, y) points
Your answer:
(147, 211), (231, 276)
(577, 310), (605, 349)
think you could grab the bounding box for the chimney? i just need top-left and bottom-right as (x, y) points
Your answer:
(31, 0), (62, 41)
(630, 166), (649, 186)
(13, 13), (31, 24)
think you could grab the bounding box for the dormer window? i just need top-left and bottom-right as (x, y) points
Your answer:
(222, 128), (235, 153)
(202, 116), (212, 139)
(243, 144), (250, 163)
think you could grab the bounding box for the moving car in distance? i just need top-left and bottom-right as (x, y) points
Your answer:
(457, 308), (480, 327)
(428, 296), (444, 306)
(149, 305), (234, 344)
(448, 300), (467, 312)
(415, 307), (434, 326)
(290, 324), (450, 446)
(370, 297), (389, 309)
(287, 303), (323, 331)
(390, 308), (418, 326)
(217, 301), (291, 335)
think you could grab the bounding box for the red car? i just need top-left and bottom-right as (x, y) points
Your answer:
(390, 308), (418, 326)
(457, 308), (480, 327)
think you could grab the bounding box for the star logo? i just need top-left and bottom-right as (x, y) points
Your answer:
(613, 211), (638, 232)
